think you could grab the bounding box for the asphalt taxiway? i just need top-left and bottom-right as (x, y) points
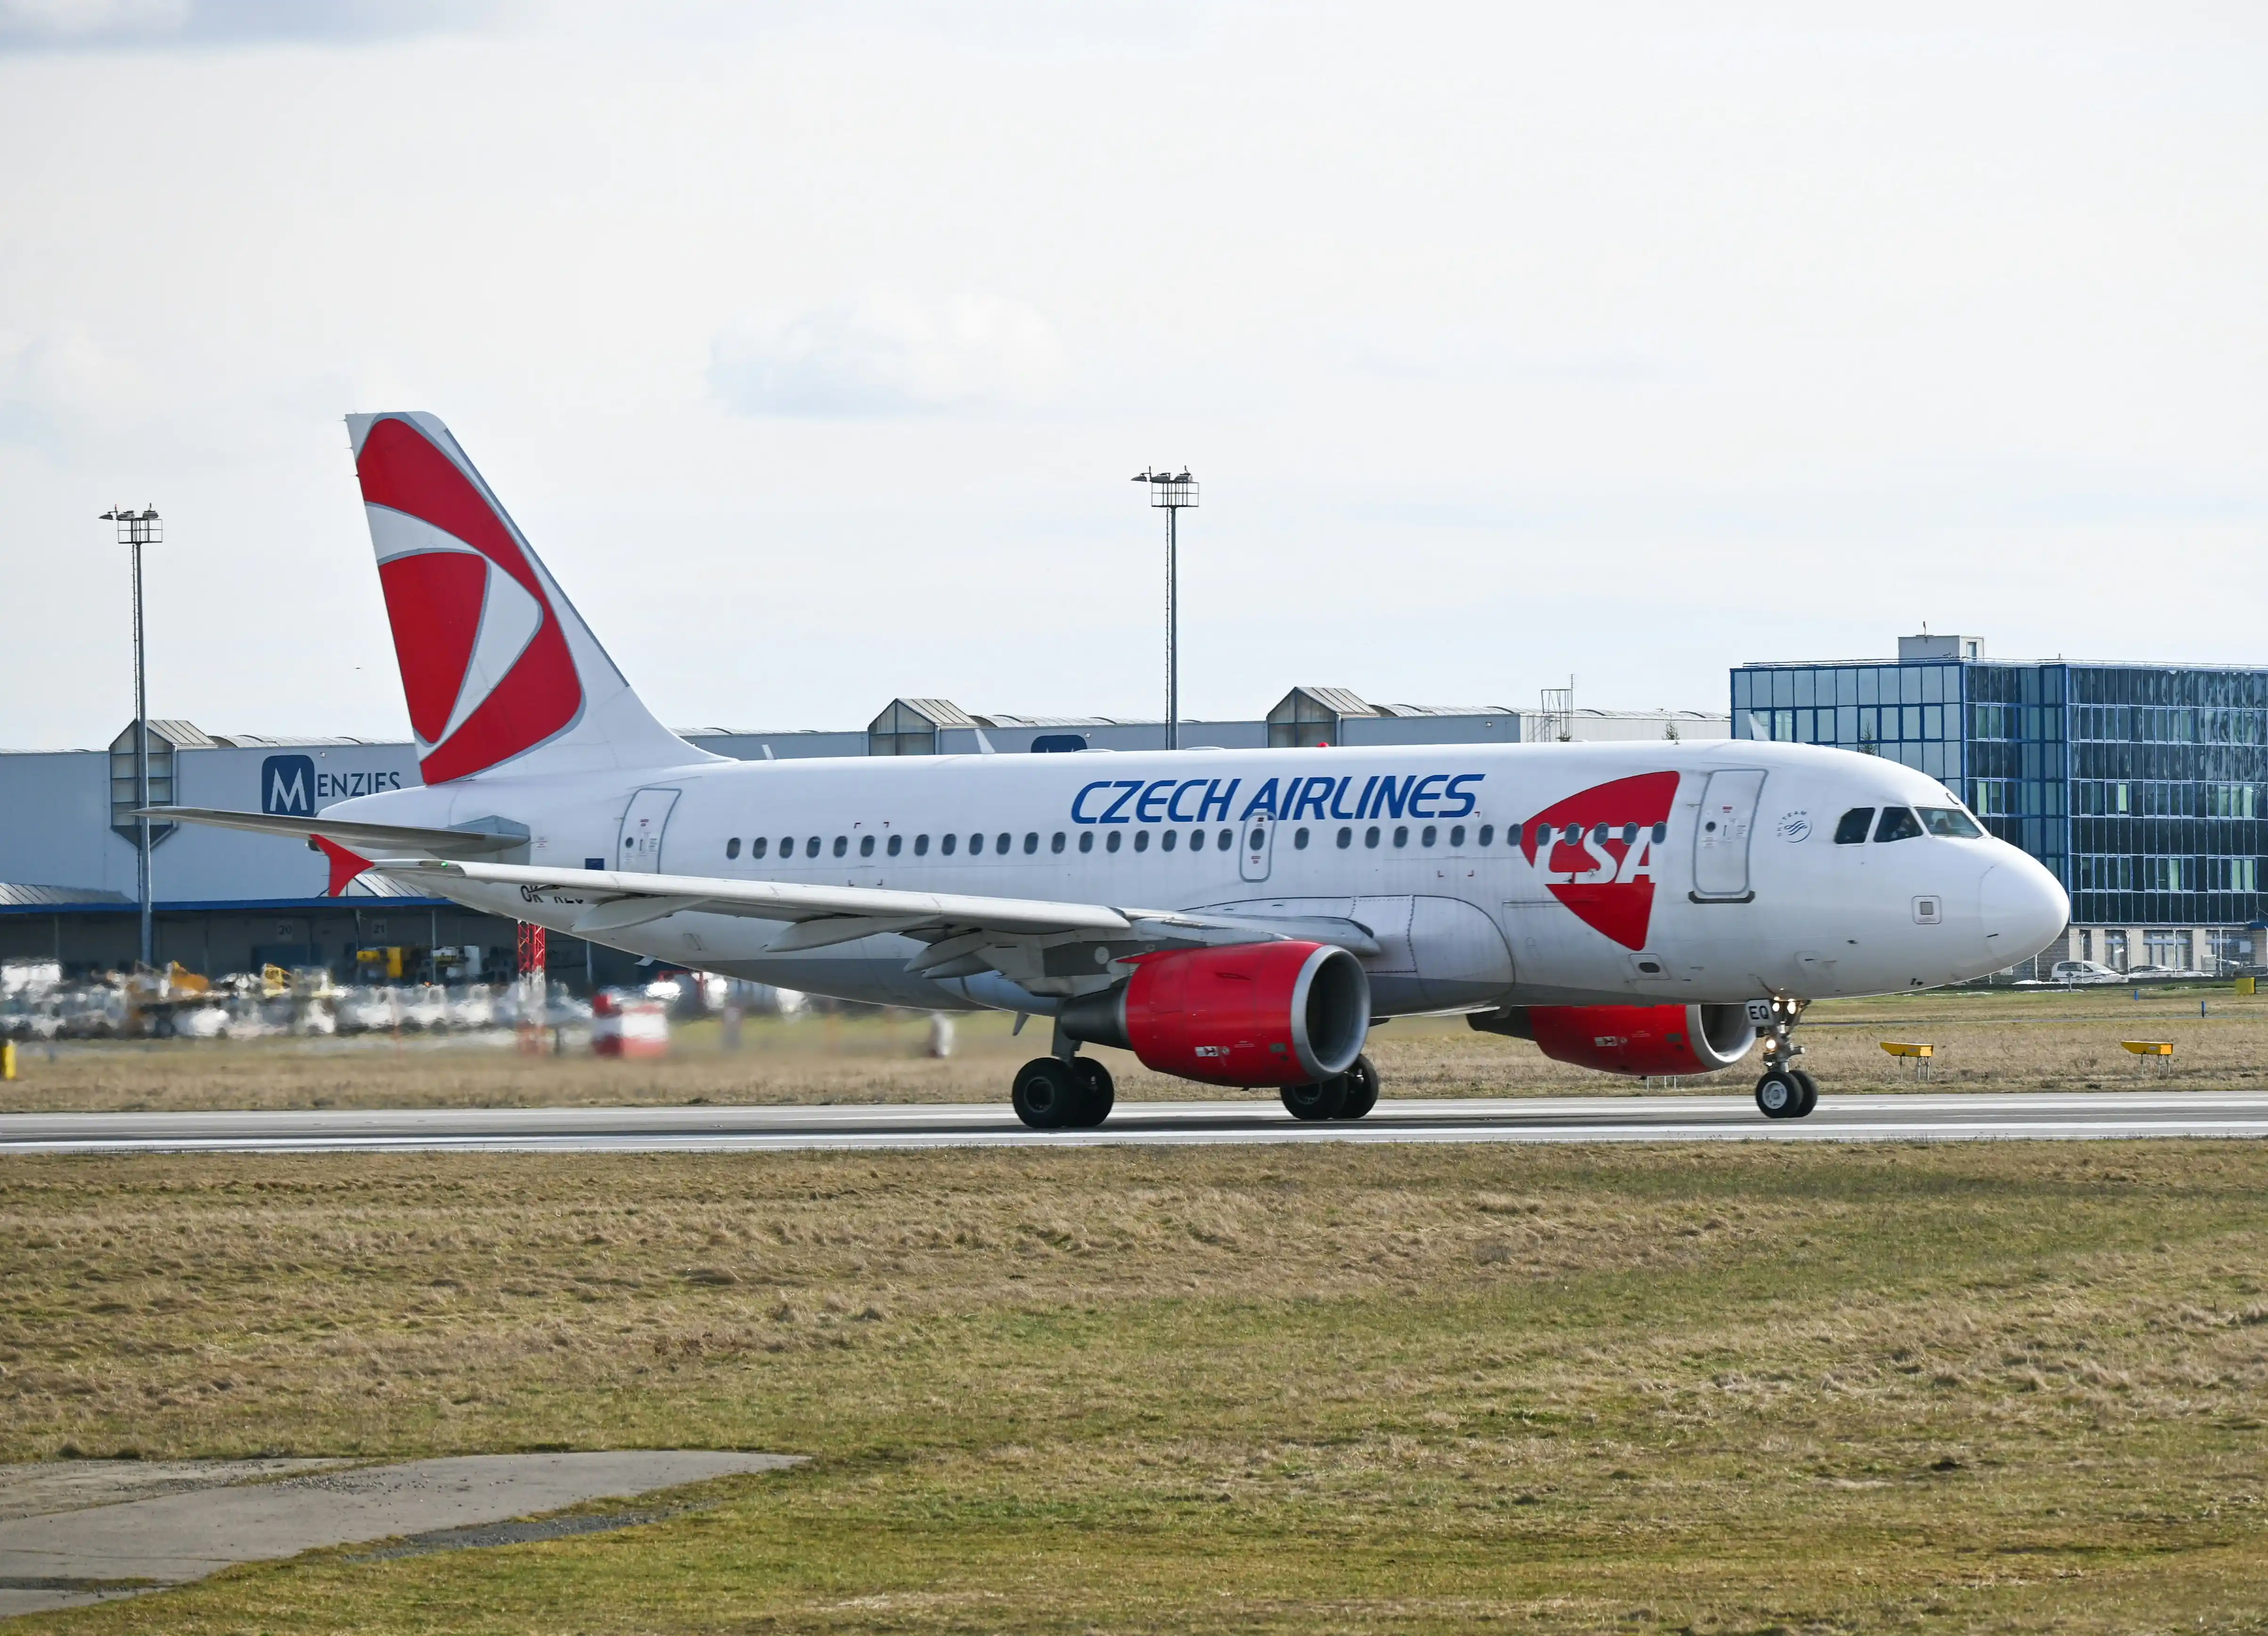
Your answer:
(3, 1091), (2264, 1153)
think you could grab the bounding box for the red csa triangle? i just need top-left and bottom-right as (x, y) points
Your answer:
(1521, 771), (1681, 951)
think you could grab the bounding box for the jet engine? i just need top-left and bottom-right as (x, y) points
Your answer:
(1470, 1003), (1756, 1076)
(1058, 941), (1371, 1087)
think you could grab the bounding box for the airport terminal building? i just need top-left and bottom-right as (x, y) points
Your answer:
(1735, 635), (2268, 974)
(0, 688), (1723, 986)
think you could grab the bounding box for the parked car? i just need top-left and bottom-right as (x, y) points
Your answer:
(2049, 960), (2124, 985)
(2121, 964), (2182, 979)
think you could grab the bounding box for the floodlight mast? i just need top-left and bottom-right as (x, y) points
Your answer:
(101, 507), (162, 968)
(1133, 468), (1198, 749)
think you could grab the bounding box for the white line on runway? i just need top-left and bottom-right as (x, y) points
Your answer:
(4, 1092), (2266, 1154)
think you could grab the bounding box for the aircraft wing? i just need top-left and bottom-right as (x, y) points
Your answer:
(375, 857), (1380, 974)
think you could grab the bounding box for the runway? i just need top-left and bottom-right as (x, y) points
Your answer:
(4, 1091), (2266, 1154)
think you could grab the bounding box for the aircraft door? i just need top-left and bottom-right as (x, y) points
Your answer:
(1239, 817), (1274, 882)
(1691, 769), (1766, 901)
(616, 787), (680, 874)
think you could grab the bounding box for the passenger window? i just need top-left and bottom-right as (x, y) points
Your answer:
(1874, 807), (1924, 843)
(1651, 822), (1666, 845)
(1161, 830), (1178, 852)
(1189, 829), (1206, 851)
(859, 835), (875, 857)
(779, 836), (793, 858)
(752, 837), (768, 859)
(968, 833), (984, 855)
(1393, 825), (1409, 848)
(1449, 824), (1465, 847)
(1336, 826), (1352, 849)
(1050, 832), (1065, 854)
(1217, 828), (1233, 850)
(997, 832), (1011, 854)
(1420, 825), (1437, 847)
(1365, 826), (1380, 848)
(833, 836), (848, 858)
(914, 834), (930, 856)
(1079, 832), (1094, 853)
(1294, 827), (1311, 849)
(805, 837), (821, 858)
(1918, 807), (1984, 838)
(1833, 808), (1874, 844)
(941, 833), (957, 856)
(1621, 823), (1637, 846)
(1023, 832), (1038, 854)
(887, 835), (902, 856)
(1477, 824), (1494, 846)
(1134, 830), (1150, 853)
(726, 838), (741, 859)
(1106, 831), (1122, 853)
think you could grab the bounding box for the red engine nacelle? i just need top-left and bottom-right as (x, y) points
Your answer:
(1058, 940), (1371, 1087)
(1474, 1003), (1756, 1076)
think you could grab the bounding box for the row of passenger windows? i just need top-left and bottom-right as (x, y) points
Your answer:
(1832, 805), (1985, 844)
(718, 819), (1676, 862)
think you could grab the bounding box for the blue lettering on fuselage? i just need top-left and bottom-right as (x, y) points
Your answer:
(1072, 771), (1483, 824)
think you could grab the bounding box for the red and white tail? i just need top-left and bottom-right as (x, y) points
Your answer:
(347, 412), (706, 784)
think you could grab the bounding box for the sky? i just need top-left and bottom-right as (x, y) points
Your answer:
(1, 0), (2262, 751)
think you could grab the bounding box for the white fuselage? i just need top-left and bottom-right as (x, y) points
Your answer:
(327, 738), (2069, 1015)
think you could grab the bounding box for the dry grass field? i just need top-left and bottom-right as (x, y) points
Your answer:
(4, 983), (2263, 1114)
(1, 1142), (2265, 1631)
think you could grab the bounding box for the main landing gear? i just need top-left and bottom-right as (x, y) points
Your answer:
(1011, 1054), (1115, 1129)
(1280, 1053), (1381, 1122)
(1752, 996), (1817, 1120)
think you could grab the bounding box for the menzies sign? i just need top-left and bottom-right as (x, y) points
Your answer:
(260, 753), (407, 817)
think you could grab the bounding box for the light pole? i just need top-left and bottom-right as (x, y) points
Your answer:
(102, 506), (161, 969)
(1133, 467), (1198, 749)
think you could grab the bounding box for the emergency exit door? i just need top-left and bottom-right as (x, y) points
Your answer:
(616, 787), (680, 874)
(1240, 818), (1274, 882)
(1691, 769), (1766, 901)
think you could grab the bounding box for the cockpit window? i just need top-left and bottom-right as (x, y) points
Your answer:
(1874, 806), (1924, 843)
(1833, 808), (1875, 845)
(1918, 806), (1983, 838)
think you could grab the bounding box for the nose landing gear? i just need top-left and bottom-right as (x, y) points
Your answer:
(1753, 996), (1817, 1119)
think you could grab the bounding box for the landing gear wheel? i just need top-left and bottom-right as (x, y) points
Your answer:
(1070, 1057), (1115, 1127)
(1334, 1054), (1380, 1120)
(1789, 1067), (1818, 1119)
(1281, 1075), (1348, 1121)
(1012, 1056), (1078, 1129)
(1755, 1070), (1800, 1120)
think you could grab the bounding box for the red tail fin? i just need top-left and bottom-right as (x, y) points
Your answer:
(347, 413), (706, 783)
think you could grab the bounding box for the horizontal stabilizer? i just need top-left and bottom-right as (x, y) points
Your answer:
(148, 807), (527, 858)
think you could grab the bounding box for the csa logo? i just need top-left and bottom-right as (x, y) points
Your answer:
(261, 753), (316, 816)
(1521, 771), (1681, 951)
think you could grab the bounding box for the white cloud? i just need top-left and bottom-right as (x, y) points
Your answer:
(0, 323), (146, 445)
(709, 294), (1067, 418)
(0, 0), (491, 48)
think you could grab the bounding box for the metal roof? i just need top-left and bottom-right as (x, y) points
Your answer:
(0, 883), (134, 907)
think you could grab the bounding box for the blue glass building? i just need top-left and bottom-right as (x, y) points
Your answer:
(1733, 636), (2268, 973)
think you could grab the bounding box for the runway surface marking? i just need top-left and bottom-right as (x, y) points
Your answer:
(4, 1092), (2265, 1153)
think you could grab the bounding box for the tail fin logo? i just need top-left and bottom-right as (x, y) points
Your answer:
(355, 418), (583, 783)
(1520, 771), (1682, 950)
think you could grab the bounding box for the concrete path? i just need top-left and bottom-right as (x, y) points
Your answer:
(3, 1090), (2267, 1153)
(0, 1450), (800, 1617)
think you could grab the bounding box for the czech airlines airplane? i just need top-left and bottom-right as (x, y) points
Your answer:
(167, 414), (2069, 1127)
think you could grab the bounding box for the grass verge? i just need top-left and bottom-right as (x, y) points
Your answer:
(3, 1141), (2265, 1630)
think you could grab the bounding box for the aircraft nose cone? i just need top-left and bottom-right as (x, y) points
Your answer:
(1979, 851), (2070, 969)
